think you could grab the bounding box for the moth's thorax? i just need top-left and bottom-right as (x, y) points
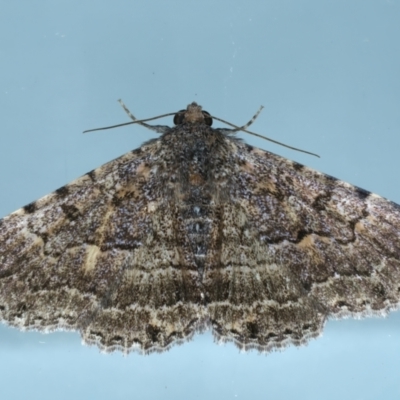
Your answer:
(160, 124), (235, 194)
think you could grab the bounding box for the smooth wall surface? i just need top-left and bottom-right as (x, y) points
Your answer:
(1, 1), (400, 399)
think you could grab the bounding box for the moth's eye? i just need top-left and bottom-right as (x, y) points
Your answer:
(202, 111), (213, 126)
(173, 110), (186, 125)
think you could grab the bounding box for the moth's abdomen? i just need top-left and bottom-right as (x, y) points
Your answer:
(179, 201), (214, 279)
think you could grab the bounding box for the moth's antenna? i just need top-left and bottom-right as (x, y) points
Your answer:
(83, 100), (175, 134)
(213, 106), (265, 133)
(118, 99), (138, 122)
(212, 108), (320, 158)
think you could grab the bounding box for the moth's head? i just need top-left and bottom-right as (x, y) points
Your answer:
(173, 102), (213, 126)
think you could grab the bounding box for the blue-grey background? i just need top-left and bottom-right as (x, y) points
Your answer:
(1, 1), (400, 399)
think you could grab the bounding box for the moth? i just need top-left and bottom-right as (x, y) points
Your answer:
(1, 102), (400, 354)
